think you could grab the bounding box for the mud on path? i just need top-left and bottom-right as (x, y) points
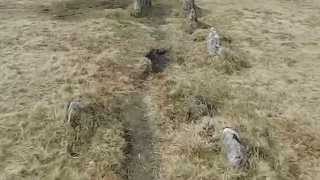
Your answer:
(121, 95), (160, 180)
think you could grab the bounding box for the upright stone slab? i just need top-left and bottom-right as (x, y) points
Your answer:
(65, 100), (97, 157)
(182, 0), (196, 17)
(65, 101), (83, 129)
(188, 8), (197, 22)
(207, 27), (222, 56)
(223, 128), (247, 168)
(133, 0), (152, 17)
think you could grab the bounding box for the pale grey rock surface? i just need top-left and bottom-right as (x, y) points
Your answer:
(207, 27), (222, 56)
(223, 128), (247, 168)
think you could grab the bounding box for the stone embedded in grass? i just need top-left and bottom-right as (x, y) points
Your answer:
(145, 48), (170, 73)
(65, 100), (98, 157)
(188, 8), (197, 22)
(186, 8), (198, 33)
(65, 101), (83, 129)
(182, 0), (197, 18)
(207, 27), (222, 56)
(222, 128), (247, 169)
(200, 116), (215, 130)
(131, 0), (152, 17)
(181, 0), (200, 34)
(65, 101), (84, 157)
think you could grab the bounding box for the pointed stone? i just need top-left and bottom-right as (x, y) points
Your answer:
(207, 27), (222, 56)
(222, 128), (247, 168)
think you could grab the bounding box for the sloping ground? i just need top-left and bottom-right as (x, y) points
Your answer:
(0, 0), (319, 180)
(154, 0), (320, 179)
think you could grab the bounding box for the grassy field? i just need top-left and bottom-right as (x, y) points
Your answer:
(0, 0), (319, 179)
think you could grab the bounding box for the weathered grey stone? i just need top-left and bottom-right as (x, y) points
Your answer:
(182, 0), (198, 33)
(182, 0), (196, 17)
(223, 128), (247, 168)
(207, 27), (222, 56)
(65, 101), (83, 129)
(133, 0), (152, 17)
(188, 8), (197, 22)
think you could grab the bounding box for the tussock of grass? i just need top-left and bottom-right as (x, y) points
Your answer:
(215, 48), (252, 75)
(167, 70), (231, 125)
(178, 27), (251, 75)
(160, 62), (312, 179)
(0, 93), (126, 179)
(217, 87), (298, 180)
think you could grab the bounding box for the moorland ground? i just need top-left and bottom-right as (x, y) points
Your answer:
(0, 0), (319, 179)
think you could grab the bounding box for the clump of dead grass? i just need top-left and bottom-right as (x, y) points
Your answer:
(162, 64), (305, 179)
(0, 94), (126, 179)
(214, 48), (252, 75)
(185, 28), (251, 75)
(217, 87), (300, 180)
(166, 69), (231, 126)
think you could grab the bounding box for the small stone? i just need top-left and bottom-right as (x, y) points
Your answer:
(65, 101), (83, 129)
(65, 100), (85, 157)
(222, 128), (247, 168)
(182, 0), (196, 17)
(207, 27), (222, 56)
(188, 8), (197, 22)
(132, 0), (152, 17)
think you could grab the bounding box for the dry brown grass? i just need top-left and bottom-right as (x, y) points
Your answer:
(1, 0), (320, 179)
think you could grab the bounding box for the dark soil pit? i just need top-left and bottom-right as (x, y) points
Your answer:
(145, 48), (170, 73)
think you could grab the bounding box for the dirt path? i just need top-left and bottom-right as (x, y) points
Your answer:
(118, 1), (178, 179)
(122, 95), (159, 180)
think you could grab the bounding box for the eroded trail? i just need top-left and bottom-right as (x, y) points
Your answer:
(122, 95), (159, 180)
(118, 1), (178, 179)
